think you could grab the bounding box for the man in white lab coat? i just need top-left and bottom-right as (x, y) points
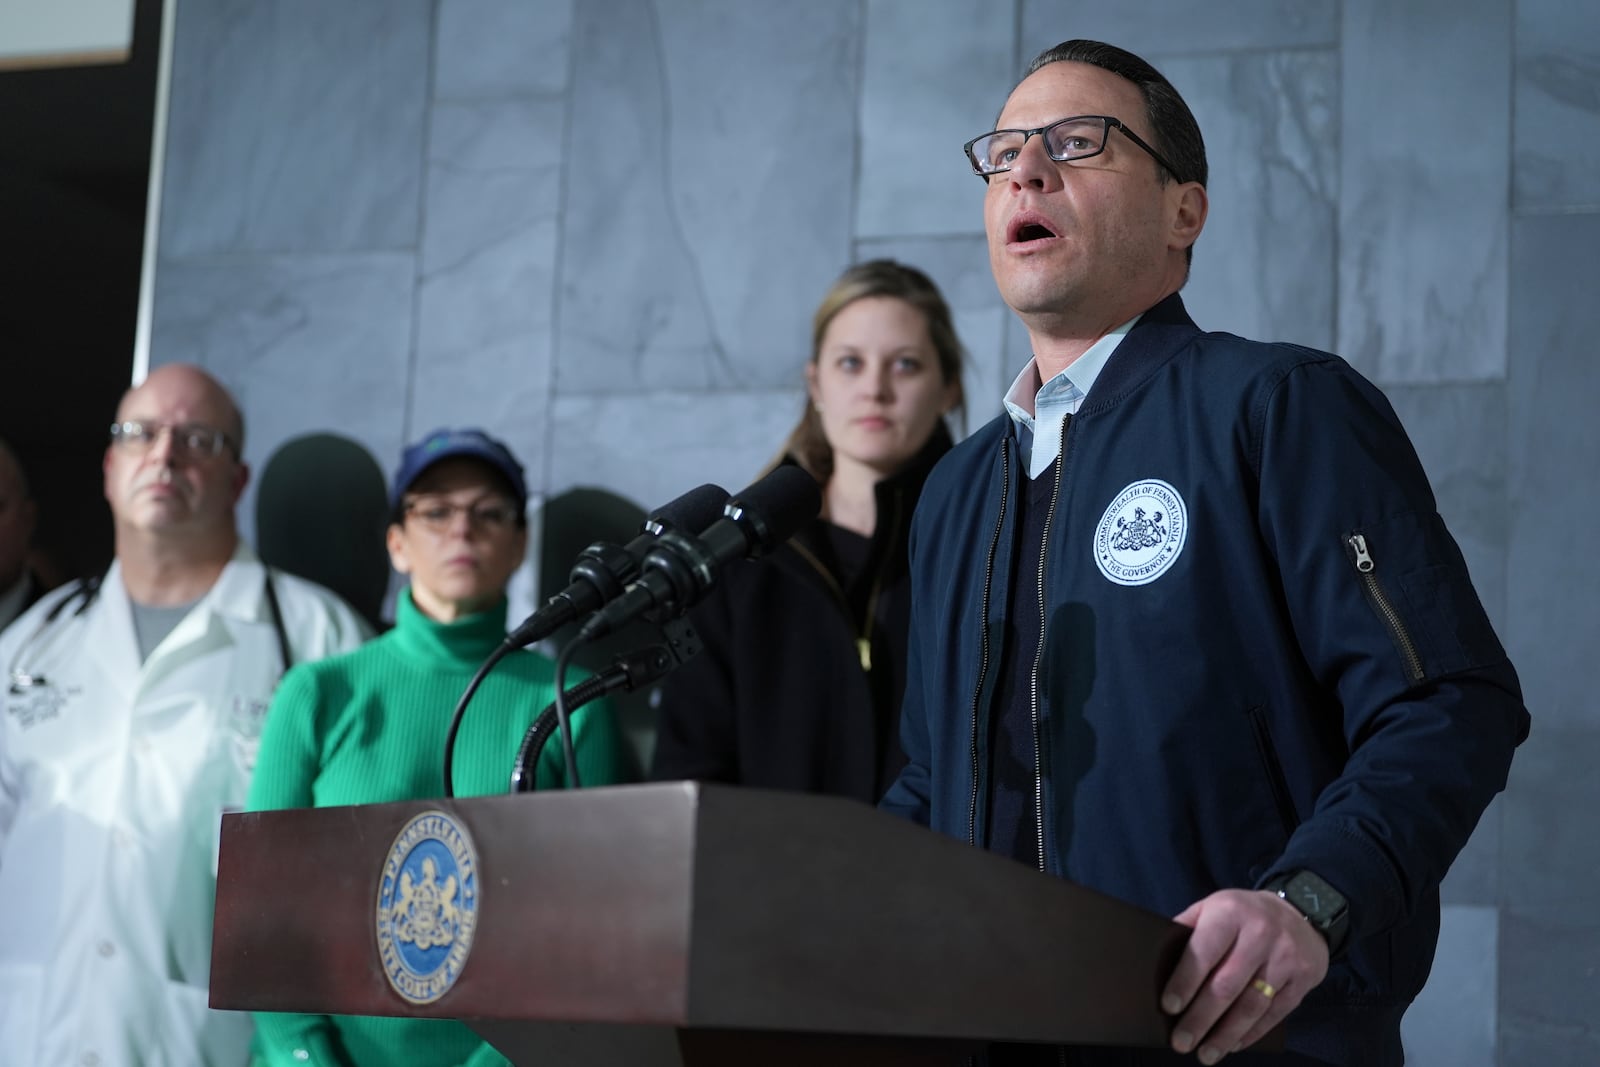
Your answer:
(0, 364), (369, 1066)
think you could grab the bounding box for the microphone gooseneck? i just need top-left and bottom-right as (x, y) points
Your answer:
(508, 640), (689, 793)
(446, 483), (730, 796)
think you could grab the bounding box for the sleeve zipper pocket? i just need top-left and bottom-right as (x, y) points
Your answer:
(1346, 532), (1426, 683)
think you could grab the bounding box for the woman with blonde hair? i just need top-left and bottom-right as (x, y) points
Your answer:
(653, 259), (964, 801)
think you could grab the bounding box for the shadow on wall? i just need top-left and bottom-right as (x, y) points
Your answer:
(254, 432), (391, 634)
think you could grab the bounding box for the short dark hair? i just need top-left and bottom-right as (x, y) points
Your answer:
(1023, 40), (1208, 265)
(1024, 40), (1207, 188)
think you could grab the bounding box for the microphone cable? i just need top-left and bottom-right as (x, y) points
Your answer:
(550, 638), (583, 788)
(440, 638), (514, 798)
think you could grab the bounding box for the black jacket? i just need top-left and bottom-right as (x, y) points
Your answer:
(651, 426), (952, 802)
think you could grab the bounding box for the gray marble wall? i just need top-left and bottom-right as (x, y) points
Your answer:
(150, 1), (1599, 1062)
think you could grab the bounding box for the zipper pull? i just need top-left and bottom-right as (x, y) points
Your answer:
(856, 638), (872, 672)
(1347, 533), (1375, 573)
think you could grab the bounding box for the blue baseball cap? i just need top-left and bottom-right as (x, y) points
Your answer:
(390, 428), (528, 512)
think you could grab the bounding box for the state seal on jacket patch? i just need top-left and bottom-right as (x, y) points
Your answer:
(1094, 479), (1187, 586)
(376, 810), (479, 1005)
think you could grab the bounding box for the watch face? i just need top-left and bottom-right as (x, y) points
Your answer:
(1286, 869), (1346, 923)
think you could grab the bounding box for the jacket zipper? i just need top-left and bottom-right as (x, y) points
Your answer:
(787, 485), (905, 672)
(1345, 532), (1425, 683)
(1029, 415), (1070, 873)
(968, 439), (1011, 847)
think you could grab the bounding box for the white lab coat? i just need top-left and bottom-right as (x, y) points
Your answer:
(0, 546), (368, 1067)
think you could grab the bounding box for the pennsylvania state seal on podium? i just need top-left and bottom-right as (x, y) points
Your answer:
(376, 810), (480, 1005)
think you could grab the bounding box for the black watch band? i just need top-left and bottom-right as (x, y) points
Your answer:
(1264, 869), (1350, 957)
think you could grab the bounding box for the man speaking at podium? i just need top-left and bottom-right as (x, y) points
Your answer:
(879, 39), (1529, 1066)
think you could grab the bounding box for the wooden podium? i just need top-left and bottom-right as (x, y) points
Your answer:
(211, 782), (1192, 1065)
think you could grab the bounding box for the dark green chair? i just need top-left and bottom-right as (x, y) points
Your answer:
(254, 432), (391, 634)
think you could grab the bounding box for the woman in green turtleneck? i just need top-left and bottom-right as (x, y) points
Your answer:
(245, 429), (633, 1067)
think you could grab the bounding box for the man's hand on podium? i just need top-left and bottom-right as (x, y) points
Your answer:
(1158, 888), (1330, 1063)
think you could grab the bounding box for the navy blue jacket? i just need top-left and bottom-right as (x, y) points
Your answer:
(880, 295), (1529, 1065)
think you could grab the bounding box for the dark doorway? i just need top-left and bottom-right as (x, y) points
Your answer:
(0, 0), (165, 585)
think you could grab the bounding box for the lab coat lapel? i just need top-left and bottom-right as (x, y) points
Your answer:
(84, 561), (144, 708)
(137, 547), (265, 697)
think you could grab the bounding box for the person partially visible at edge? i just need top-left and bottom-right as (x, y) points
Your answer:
(246, 426), (634, 1067)
(0, 363), (370, 1066)
(0, 437), (43, 633)
(651, 259), (964, 803)
(877, 39), (1530, 1066)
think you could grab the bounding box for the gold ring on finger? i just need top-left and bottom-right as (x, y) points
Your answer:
(1251, 978), (1277, 1000)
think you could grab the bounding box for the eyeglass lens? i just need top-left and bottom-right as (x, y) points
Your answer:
(111, 421), (231, 458)
(406, 500), (518, 530)
(972, 117), (1109, 172)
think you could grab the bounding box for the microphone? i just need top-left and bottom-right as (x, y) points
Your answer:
(508, 626), (700, 793)
(572, 465), (821, 644)
(505, 483), (729, 648)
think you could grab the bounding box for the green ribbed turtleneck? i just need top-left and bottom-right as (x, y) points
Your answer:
(385, 584), (516, 667)
(245, 589), (633, 1067)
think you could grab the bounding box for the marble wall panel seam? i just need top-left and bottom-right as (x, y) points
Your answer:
(396, 15), (449, 449)
(401, 179), (434, 449)
(154, 251), (428, 270)
(857, 231), (990, 246)
(1373, 374), (1512, 388)
(1007, 0), (1025, 74)
(1511, 203), (1600, 216)
(393, 4), (437, 270)
(647, 0), (734, 390)
(539, 22), (580, 495)
(848, 0), (868, 244)
(434, 91), (570, 105)
(1143, 43), (1346, 62)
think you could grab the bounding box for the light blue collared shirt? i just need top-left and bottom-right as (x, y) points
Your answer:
(1003, 314), (1142, 479)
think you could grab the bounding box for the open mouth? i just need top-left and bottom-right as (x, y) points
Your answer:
(1007, 213), (1060, 244)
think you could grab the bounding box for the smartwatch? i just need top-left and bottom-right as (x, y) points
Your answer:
(1263, 869), (1350, 957)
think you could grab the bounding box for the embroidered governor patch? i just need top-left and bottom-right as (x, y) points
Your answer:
(1093, 479), (1188, 586)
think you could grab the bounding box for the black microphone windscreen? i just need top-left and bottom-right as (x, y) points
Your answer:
(725, 465), (822, 553)
(648, 483), (728, 535)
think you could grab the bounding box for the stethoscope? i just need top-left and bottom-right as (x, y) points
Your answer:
(6, 575), (102, 695)
(7, 569), (293, 697)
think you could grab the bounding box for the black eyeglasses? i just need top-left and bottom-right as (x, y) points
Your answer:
(403, 498), (521, 533)
(964, 115), (1182, 182)
(109, 420), (238, 460)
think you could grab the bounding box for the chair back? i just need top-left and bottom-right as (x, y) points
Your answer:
(255, 431), (390, 632)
